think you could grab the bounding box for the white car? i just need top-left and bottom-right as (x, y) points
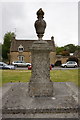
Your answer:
(0, 62), (15, 69)
(61, 61), (78, 68)
(12, 61), (31, 67)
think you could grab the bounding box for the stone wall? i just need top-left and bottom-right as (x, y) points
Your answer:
(10, 51), (80, 66)
(10, 52), (31, 63)
(10, 51), (56, 64)
(55, 56), (69, 64)
(50, 52), (56, 64)
(11, 51), (76, 65)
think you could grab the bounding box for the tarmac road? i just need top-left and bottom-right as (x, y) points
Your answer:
(15, 67), (79, 70)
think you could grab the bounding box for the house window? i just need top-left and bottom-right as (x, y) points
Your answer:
(18, 56), (24, 61)
(18, 45), (24, 52)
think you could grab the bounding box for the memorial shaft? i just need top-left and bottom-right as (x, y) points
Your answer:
(28, 8), (53, 97)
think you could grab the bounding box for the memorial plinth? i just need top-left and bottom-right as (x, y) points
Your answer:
(28, 8), (53, 97)
(28, 40), (53, 97)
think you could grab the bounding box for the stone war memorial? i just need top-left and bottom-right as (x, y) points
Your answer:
(2, 8), (79, 119)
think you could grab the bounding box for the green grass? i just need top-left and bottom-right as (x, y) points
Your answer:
(50, 69), (79, 86)
(0, 69), (79, 87)
(1, 70), (31, 86)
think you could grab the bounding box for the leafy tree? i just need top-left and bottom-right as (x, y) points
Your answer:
(76, 45), (80, 51)
(2, 32), (15, 61)
(0, 43), (2, 54)
(0, 43), (2, 61)
(56, 47), (64, 55)
(64, 44), (76, 53)
(56, 44), (80, 56)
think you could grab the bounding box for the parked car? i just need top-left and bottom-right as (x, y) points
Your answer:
(61, 61), (78, 68)
(51, 64), (54, 68)
(0, 62), (15, 70)
(50, 65), (52, 70)
(12, 61), (31, 67)
(28, 65), (32, 70)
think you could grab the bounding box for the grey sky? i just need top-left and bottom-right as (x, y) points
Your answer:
(0, 0), (78, 46)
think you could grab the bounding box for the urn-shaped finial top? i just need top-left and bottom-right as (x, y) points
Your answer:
(51, 36), (54, 40)
(37, 8), (44, 19)
(34, 8), (46, 40)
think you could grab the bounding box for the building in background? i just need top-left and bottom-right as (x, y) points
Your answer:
(10, 36), (56, 64)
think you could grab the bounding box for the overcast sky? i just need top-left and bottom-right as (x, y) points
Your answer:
(0, 0), (79, 46)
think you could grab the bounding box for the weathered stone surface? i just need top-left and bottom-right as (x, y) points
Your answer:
(28, 8), (53, 97)
(2, 113), (79, 119)
(2, 82), (79, 119)
(34, 8), (46, 40)
(28, 41), (53, 97)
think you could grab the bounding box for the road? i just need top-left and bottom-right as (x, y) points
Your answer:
(15, 67), (79, 70)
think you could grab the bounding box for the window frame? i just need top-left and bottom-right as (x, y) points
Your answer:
(18, 45), (24, 52)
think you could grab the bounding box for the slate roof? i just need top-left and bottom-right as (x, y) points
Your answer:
(10, 38), (55, 52)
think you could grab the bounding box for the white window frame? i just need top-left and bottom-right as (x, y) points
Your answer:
(18, 56), (24, 61)
(18, 45), (24, 52)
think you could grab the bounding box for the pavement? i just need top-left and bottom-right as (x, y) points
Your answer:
(1, 82), (79, 119)
(0, 83), (15, 120)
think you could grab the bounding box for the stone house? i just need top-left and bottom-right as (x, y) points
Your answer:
(73, 50), (80, 65)
(10, 37), (56, 64)
(54, 51), (80, 66)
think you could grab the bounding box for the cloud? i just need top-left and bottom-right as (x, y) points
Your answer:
(78, 1), (80, 45)
(1, 1), (78, 46)
(0, 3), (2, 43)
(0, 0), (78, 2)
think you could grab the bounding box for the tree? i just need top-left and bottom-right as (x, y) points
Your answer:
(76, 45), (80, 51)
(64, 44), (76, 53)
(2, 32), (15, 61)
(0, 43), (2, 61)
(56, 44), (80, 56)
(0, 43), (2, 54)
(56, 47), (64, 55)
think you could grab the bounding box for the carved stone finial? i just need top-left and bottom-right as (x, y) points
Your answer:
(34, 8), (46, 40)
(37, 8), (44, 19)
(51, 36), (54, 40)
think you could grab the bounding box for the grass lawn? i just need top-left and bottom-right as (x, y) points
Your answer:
(50, 69), (79, 86)
(0, 69), (79, 87)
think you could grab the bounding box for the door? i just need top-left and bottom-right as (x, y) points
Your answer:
(18, 56), (24, 61)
